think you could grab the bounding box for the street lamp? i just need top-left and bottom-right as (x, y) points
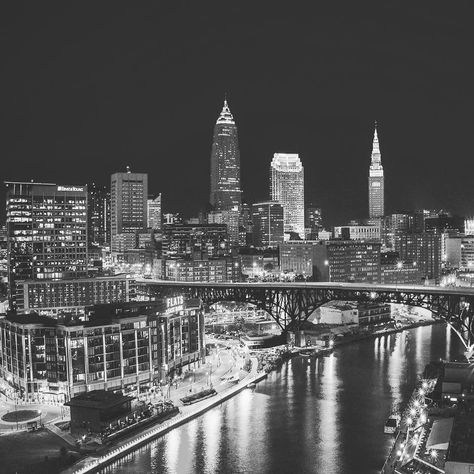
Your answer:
(395, 261), (403, 289)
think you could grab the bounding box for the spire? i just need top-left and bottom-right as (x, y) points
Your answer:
(370, 121), (381, 166)
(216, 96), (235, 125)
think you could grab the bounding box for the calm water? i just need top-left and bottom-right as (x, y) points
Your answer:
(105, 324), (461, 474)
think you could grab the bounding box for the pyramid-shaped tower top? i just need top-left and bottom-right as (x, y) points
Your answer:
(216, 98), (235, 125)
(370, 120), (382, 167)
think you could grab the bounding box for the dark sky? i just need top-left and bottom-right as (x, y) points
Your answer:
(1, 3), (473, 226)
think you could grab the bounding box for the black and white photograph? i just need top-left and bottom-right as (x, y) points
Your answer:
(0, 3), (474, 473)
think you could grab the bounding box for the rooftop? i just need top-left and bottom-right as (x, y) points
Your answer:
(65, 390), (133, 410)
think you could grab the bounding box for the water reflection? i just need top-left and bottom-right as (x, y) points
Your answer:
(108, 324), (461, 474)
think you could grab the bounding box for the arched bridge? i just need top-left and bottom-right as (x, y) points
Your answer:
(136, 280), (474, 360)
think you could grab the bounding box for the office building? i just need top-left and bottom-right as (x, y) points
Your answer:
(270, 153), (305, 238)
(161, 223), (230, 260)
(208, 207), (240, 244)
(279, 241), (317, 277)
(164, 258), (240, 282)
(111, 168), (148, 253)
(14, 275), (135, 316)
(5, 181), (88, 308)
(251, 201), (284, 248)
(368, 122), (384, 218)
(88, 183), (110, 247)
(334, 225), (381, 241)
(396, 232), (442, 282)
(313, 240), (381, 283)
(306, 205), (322, 239)
(0, 298), (204, 401)
(147, 194), (162, 231)
(210, 99), (241, 212)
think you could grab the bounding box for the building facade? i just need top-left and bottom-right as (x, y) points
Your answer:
(368, 122), (384, 219)
(334, 225), (381, 241)
(164, 258), (240, 282)
(396, 232), (442, 282)
(147, 194), (162, 231)
(313, 240), (381, 283)
(0, 298), (205, 401)
(279, 241), (316, 277)
(270, 153), (305, 238)
(209, 99), (241, 212)
(251, 201), (284, 248)
(15, 276), (134, 316)
(88, 183), (110, 247)
(111, 169), (148, 253)
(6, 181), (88, 309)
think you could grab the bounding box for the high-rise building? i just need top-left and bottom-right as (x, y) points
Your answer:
(306, 205), (322, 239)
(210, 99), (241, 212)
(111, 168), (148, 253)
(368, 122), (384, 218)
(147, 194), (162, 231)
(5, 181), (88, 308)
(88, 183), (110, 247)
(396, 232), (442, 282)
(251, 201), (284, 248)
(270, 153), (305, 238)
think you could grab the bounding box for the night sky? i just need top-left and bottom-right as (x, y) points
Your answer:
(1, 3), (473, 226)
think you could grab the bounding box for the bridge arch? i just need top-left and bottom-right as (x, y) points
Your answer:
(137, 281), (474, 361)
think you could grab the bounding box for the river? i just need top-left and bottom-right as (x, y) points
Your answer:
(103, 323), (462, 474)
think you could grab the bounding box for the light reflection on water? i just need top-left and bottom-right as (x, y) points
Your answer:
(106, 324), (461, 474)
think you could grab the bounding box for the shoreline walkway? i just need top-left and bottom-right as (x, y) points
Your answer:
(64, 357), (265, 474)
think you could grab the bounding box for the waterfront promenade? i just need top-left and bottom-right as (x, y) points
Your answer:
(64, 356), (264, 474)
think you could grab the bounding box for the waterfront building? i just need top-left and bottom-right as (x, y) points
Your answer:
(88, 183), (110, 247)
(210, 99), (241, 212)
(0, 297), (204, 401)
(251, 201), (284, 248)
(14, 275), (135, 316)
(147, 194), (162, 231)
(164, 258), (240, 282)
(270, 153), (305, 238)
(368, 122), (384, 219)
(161, 223), (230, 260)
(396, 232), (442, 282)
(312, 240), (381, 283)
(313, 301), (390, 326)
(111, 168), (148, 253)
(333, 224), (381, 241)
(5, 181), (88, 309)
(279, 241), (317, 278)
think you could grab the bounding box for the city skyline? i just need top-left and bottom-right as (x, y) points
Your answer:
(1, 4), (474, 225)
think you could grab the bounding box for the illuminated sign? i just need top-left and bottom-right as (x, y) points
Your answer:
(57, 186), (85, 192)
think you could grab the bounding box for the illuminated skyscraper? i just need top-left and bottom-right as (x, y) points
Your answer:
(209, 99), (241, 212)
(368, 122), (384, 218)
(270, 153), (305, 238)
(5, 181), (88, 308)
(111, 168), (148, 252)
(147, 194), (162, 231)
(88, 183), (110, 247)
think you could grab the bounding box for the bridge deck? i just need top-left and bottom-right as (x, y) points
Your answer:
(136, 279), (474, 298)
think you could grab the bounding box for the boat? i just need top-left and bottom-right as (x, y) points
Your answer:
(246, 382), (257, 389)
(384, 413), (401, 434)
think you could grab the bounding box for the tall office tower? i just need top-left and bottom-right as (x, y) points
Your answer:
(111, 168), (148, 253)
(251, 201), (284, 248)
(147, 194), (162, 231)
(88, 183), (110, 247)
(270, 153), (305, 238)
(5, 181), (88, 308)
(368, 122), (384, 219)
(306, 205), (322, 239)
(209, 99), (241, 212)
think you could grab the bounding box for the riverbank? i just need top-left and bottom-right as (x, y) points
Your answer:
(64, 358), (266, 474)
(64, 318), (438, 474)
